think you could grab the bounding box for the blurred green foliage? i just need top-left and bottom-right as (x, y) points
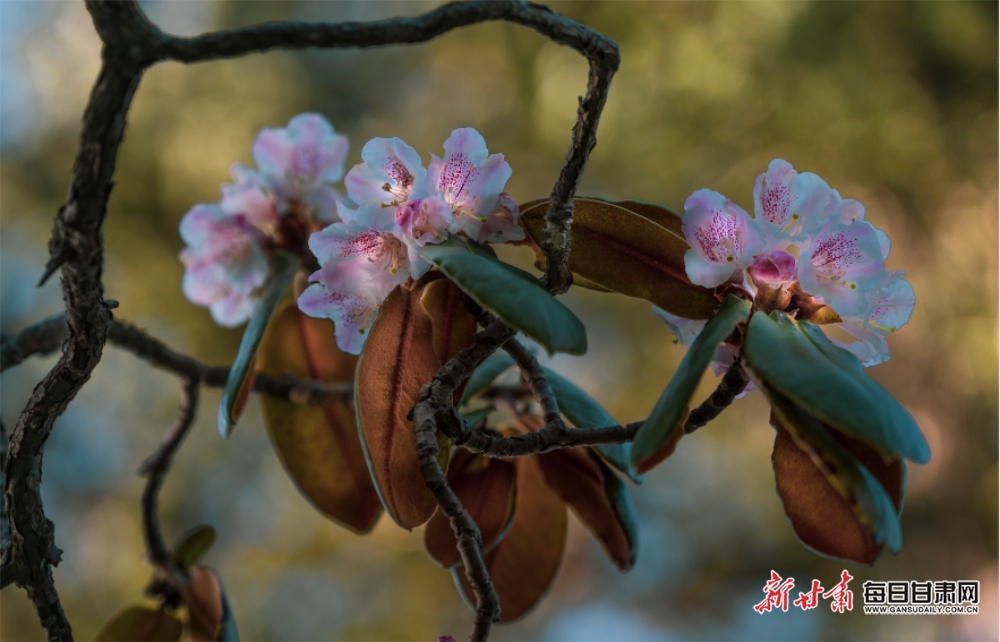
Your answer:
(1, 1), (995, 640)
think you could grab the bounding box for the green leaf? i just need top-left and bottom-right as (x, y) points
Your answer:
(541, 366), (643, 484)
(743, 311), (930, 463)
(460, 355), (516, 406)
(767, 388), (903, 563)
(460, 406), (495, 428)
(171, 525), (216, 570)
(520, 197), (719, 319)
(91, 605), (182, 642)
(631, 295), (751, 473)
(217, 252), (297, 438)
(419, 237), (587, 355)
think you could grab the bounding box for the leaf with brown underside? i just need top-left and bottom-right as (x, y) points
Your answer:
(537, 447), (639, 572)
(419, 276), (478, 403)
(520, 197), (719, 319)
(452, 456), (568, 623)
(771, 407), (904, 566)
(424, 449), (517, 568)
(91, 605), (182, 641)
(182, 566), (224, 642)
(258, 302), (382, 533)
(356, 283), (445, 529)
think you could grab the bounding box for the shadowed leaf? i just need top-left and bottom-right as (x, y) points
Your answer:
(631, 295), (751, 473)
(356, 284), (445, 529)
(182, 567), (225, 642)
(218, 252), (297, 438)
(460, 355), (516, 406)
(537, 447), (639, 572)
(91, 605), (182, 642)
(744, 311), (930, 463)
(424, 449), (517, 568)
(768, 388), (904, 566)
(521, 197), (719, 319)
(419, 237), (587, 355)
(171, 526), (216, 571)
(258, 302), (382, 533)
(420, 276), (478, 403)
(541, 366), (643, 484)
(460, 406), (495, 429)
(452, 456), (567, 623)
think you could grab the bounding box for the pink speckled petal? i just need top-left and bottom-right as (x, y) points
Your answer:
(298, 284), (376, 355)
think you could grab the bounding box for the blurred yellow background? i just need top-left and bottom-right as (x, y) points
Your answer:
(1, 1), (995, 640)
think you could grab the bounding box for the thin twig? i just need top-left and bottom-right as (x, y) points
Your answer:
(139, 379), (199, 578)
(0, 315), (352, 405)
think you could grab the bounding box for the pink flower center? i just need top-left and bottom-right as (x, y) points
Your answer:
(382, 159), (414, 202)
(438, 153), (479, 211)
(694, 214), (743, 263)
(811, 231), (862, 287)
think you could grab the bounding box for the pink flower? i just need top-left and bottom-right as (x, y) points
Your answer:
(796, 219), (885, 318)
(345, 136), (425, 207)
(250, 113), (349, 221)
(179, 204), (269, 327)
(836, 271), (915, 366)
(299, 221), (418, 354)
(753, 159), (837, 246)
(427, 128), (514, 243)
(681, 188), (765, 288)
(651, 305), (707, 345)
(478, 192), (525, 244)
(297, 285), (377, 355)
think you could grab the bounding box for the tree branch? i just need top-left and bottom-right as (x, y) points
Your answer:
(0, 315), (351, 405)
(138, 379), (199, 579)
(683, 356), (749, 434)
(413, 320), (518, 641)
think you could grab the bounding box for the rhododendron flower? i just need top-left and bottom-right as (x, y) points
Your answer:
(179, 204), (269, 327)
(796, 219), (885, 317)
(249, 113), (349, 221)
(666, 158), (911, 369)
(836, 271), (915, 367)
(298, 221), (417, 354)
(681, 188), (765, 288)
(427, 128), (518, 243)
(651, 305), (707, 345)
(345, 136), (425, 208)
(753, 159), (835, 245)
(478, 192), (525, 244)
(179, 113), (352, 327)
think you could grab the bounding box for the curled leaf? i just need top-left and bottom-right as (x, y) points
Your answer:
(355, 284), (446, 529)
(258, 302), (382, 533)
(631, 295), (750, 473)
(768, 388), (903, 565)
(521, 197), (719, 319)
(91, 605), (182, 642)
(171, 526), (216, 571)
(424, 449), (517, 568)
(541, 366), (642, 484)
(744, 311), (929, 463)
(537, 447), (639, 572)
(419, 237), (587, 355)
(218, 252), (297, 438)
(452, 456), (567, 622)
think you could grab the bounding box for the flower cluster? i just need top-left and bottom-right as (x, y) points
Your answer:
(656, 159), (914, 369)
(179, 114), (348, 326)
(298, 128), (524, 354)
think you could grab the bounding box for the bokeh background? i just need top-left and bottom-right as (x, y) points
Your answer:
(1, 1), (996, 640)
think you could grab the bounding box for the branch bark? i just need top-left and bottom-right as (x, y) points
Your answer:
(0, 315), (352, 405)
(413, 320), (518, 641)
